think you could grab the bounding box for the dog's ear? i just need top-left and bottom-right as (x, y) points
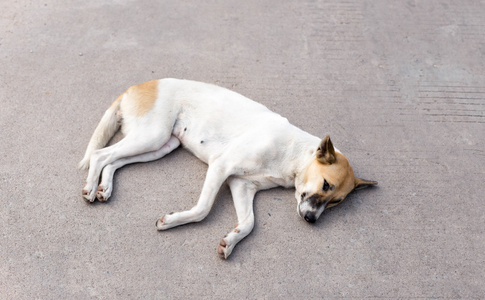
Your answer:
(354, 178), (378, 190)
(316, 135), (336, 164)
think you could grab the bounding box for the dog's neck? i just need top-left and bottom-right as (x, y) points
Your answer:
(285, 129), (320, 188)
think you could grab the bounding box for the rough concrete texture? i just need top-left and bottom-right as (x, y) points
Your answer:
(1, 0), (484, 298)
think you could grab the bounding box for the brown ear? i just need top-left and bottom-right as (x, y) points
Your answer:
(354, 177), (378, 190)
(316, 135), (336, 164)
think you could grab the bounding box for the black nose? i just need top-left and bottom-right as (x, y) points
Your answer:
(304, 212), (316, 223)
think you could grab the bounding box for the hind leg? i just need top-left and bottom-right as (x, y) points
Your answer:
(97, 136), (180, 201)
(82, 131), (171, 202)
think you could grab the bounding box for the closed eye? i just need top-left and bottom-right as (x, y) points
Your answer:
(323, 179), (330, 191)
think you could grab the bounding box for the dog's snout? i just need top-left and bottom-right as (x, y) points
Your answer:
(304, 212), (316, 223)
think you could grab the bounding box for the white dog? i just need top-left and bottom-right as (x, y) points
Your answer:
(79, 78), (377, 258)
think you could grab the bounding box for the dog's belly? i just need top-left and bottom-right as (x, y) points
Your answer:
(171, 112), (227, 164)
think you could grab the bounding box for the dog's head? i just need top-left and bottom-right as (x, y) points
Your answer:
(296, 136), (377, 223)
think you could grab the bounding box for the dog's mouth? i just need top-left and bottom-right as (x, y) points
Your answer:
(298, 202), (321, 224)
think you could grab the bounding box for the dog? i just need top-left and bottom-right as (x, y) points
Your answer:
(79, 78), (377, 258)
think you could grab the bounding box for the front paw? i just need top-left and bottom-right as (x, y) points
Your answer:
(155, 215), (166, 230)
(155, 214), (174, 230)
(156, 212), (180, 230)
(217, 238), (233, 259)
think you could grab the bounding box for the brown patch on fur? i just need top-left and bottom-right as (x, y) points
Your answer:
(304, 147), (377, 208)
(125, 80), (160, 116)
(304, 152), (356, 204)
(234, 228), (240, 233)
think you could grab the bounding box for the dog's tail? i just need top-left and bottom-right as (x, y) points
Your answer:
(78, 95), (123, 170)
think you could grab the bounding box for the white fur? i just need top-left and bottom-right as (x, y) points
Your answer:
(80, 78), (336, 258)
(78, 99), (121, 170)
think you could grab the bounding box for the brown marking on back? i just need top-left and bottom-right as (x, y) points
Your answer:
(126, 80), (160, 116)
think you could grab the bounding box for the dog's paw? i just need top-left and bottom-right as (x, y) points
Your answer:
(217, 238), (234, 259)
(156, 213), (179, 230)
(156, 215), (169, 230)
(82, 184), (96, 203)
(96, 185), (111, 202)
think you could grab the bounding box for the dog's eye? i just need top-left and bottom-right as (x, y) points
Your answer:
(301, 193), (307, 200)
(323, 179), (330, 191)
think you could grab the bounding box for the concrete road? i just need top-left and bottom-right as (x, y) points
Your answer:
(1, 1), (484, 298)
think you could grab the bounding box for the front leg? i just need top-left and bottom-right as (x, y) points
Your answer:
(217, 178), (257, 259)
(156, 161), (229, 230)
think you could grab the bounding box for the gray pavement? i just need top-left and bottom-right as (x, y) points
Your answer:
(1, 0), (484, 298)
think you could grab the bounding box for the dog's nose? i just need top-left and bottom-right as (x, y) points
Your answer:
(304, 212), (316, 223)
